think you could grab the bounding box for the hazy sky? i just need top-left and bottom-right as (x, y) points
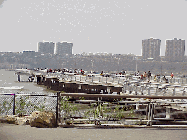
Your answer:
(0, 0), (187, 56)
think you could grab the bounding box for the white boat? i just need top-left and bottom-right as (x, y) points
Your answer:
(64, 72), (77, 76)
(87, 73), (101, 77)
(15, 69), (31, 75)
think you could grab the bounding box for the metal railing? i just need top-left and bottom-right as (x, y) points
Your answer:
(0, 93), (57, 116)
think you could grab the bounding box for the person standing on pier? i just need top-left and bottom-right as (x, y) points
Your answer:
(171, 72), (174, 78)
(154, 75), (157, 81)
(141, 74), (143, 80)
(81, 69), (83, 75)
(137, 71), (139, 76)
(143, 72), (147, 81)
(148, 71), (151, 82)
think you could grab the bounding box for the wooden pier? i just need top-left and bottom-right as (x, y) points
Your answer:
(13, 69), (187, 127)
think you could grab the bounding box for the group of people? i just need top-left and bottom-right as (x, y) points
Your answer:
(153, 72), (174, 83)
(141, 71), (151, 82)
(135, 71), (152, 82)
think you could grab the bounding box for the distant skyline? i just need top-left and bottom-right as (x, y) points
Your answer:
(1, 0), (187, 56)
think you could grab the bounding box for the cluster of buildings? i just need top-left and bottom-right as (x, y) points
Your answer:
(142, 38), (185, 62)
(24, 37), (186, 63)
(37, 41), (73, 55)
(0, 38), (186, 71)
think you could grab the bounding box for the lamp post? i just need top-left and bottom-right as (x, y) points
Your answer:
(91, 59), (93, 73)
(74, 56), (76, 70)
(136, 57), (137, 75)
(118, 57), (120, 74)
(160, 57), (162, 82)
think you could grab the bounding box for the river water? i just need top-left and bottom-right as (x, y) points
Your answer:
(0, 69), (49, 94)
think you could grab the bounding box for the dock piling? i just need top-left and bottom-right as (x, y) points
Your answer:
(18, 75), (20, 82)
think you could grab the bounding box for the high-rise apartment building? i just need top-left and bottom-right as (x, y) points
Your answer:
(37, 41), (55, 54)
(165, 38), (185, 62)
(56, 42), (73, 55)
(142, 37), (161, 60)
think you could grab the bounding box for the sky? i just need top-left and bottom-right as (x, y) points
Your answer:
(0, 0), (187, 56)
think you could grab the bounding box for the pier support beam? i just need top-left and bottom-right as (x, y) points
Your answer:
(172, 88), (176, 96)
(146, 102), (154, 126)
(166, 107), (171, 119)
(147, 87), (151, 95)
(18, 75), (20, 82)
(141, 86), (144, 95)
(136, 103), (139, 110)
(37, 76), (41, 84)
(135, 84), (137, 95)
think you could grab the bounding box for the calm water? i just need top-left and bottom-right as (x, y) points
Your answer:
(0, 69), (48, 94)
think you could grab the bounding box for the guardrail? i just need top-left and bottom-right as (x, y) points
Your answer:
(2, 92), (187, 127)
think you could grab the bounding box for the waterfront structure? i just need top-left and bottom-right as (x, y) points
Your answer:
(22, 50), (35, 57)
(56, 42), (73, 55)
(142, 37), (161, 61)
(37, 41), (55, 54)
(165, 38), (185, 62)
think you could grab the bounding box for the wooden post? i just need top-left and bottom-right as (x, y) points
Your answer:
(18, 75), (20, 82)
(98, 97), (100, 117)
(146, 104), (148, 120)
(123, 84), (126, 93)
(166, 107), (170, 119)
(141, 86), (143, 95)
(150, 103), (153, 126)
(136, 102), (139, 110)
(153, 103), (155, 119)
(173, 88), (175, 96)
(148, 87), (151, 95)
(182, 88), (185, 96)
(155, 86), (158, 95)
(147, 103), (151, 126)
